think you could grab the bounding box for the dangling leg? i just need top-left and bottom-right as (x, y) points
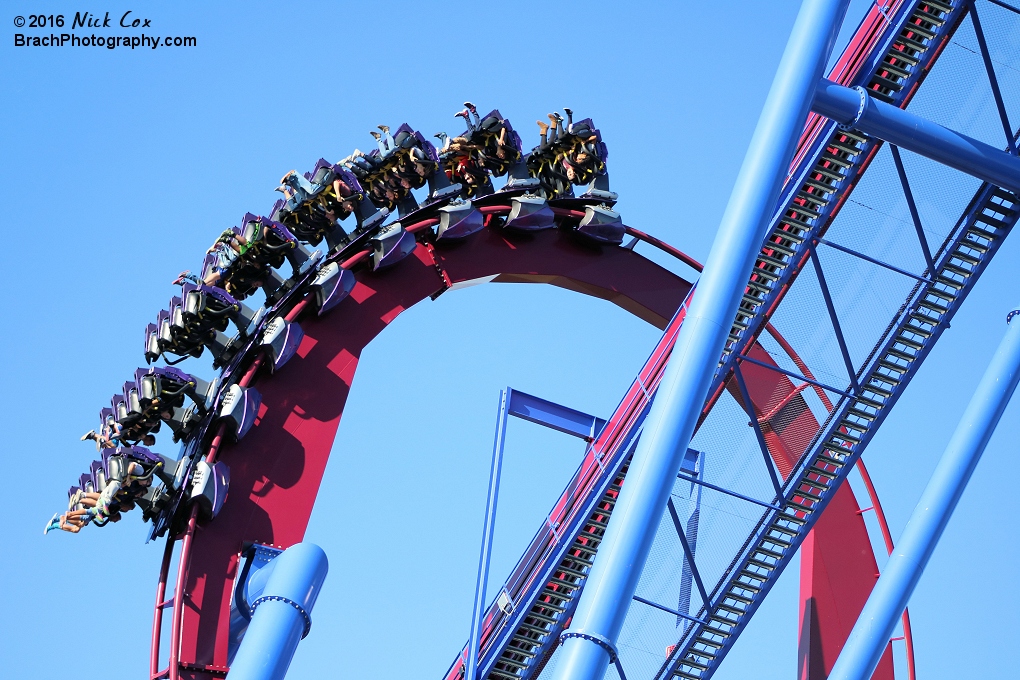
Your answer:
(537, 120), (549, 150)
(464, 101), (480, 131)
(378, 125), (395, 155)
(548, 113), (563, 144)
(563, 107), (574, 134)
(370, 130), (386, 156)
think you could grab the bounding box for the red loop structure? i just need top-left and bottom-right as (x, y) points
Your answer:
(149, 225), (898, 680)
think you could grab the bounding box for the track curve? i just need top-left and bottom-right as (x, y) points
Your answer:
(151, 225), (897, 680)
(173, 228), (691, 674)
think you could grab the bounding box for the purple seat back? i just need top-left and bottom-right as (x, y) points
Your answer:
(150, 365), (194, 385)
(197, 284), (238, 306)
(309, 158), (332, 182)
(261, 217), (298, 243)
(330, 166), (363, 195)
(122, 445), (162, 467)
(270, 198), (286, 221)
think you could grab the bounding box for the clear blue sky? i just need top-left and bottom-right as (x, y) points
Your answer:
(2, 1), (1018, 678)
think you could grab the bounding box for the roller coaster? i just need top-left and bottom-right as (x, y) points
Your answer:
(47, 1), (1020, 679)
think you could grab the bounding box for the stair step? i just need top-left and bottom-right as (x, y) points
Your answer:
(764, 240), (796, 258)
(808, 465), (838, 480)
(976, 212), (1009, 230)
(812, 165), (846, 182)
(870, 74), (904, 92)
(894, 335), (925, 351)
(966, 223), (998, 240)
(885, 45), (919, 66)
(940, 263), (973, 278)
(884, 347), (915, 363)
(780, 215), (813, 232)
(950, 250), (981, 266)
(797, 191), (828, 207)
(503, 645), (538, 659)
(789, 201), (822, 220)
(877, 359), (909, 374)
(903, 20), (936, 40)
(715, 602), (747, 616)
(895, 35), (930, 55)
(827, 140), (862, 155)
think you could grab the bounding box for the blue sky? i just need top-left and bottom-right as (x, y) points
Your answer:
(2, 1), (1018, 678)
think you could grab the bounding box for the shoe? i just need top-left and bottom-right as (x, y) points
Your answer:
(563, 107), (573, 116)
(173, 271), (199, 286)
(455, 110), (469, 120)
(378, 125), (390, 133)
(464, 101), (476, 113)
(370, 131), (381, 140)
(80, 430), (97, 442)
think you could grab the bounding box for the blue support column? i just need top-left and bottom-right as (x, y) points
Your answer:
(465, 389), (510, 680)
(227, 543), (329, 680)
(829, 307), (1020, 680)
(811, 80), (1020, 192)
(547, 3), (850, 680)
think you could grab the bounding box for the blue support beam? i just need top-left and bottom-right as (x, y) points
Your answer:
(811, 79), (1020, 192)
(547, 3), (850, 680)
(676, 471), (782, 511)
(666, 498), (711, 612)
(968, 0), (1017, 155)
(888, 145), (937, 276)
(738, 353), (855, 399)
(632, 595), (707, 626)
(732, 366), (785, 497)
(817, 234), (930, 283)
(829, 307), (1020, 680)
(988, 0), (1020, 15)
(226, 543), (328, 680)
(810, 244), (861, 394)
(506, 389), (606, 441)
(466, 389), (510, 680)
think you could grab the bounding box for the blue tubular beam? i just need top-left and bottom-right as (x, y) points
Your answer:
(226, 543), (328, 680)
(547, 3), (850, 680)
(829, 307), (1020, 680)
(811, 79), (1020, 192)
(466, 389), (510, 680)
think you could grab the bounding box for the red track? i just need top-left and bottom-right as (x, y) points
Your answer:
(149, 226), (898, 680)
